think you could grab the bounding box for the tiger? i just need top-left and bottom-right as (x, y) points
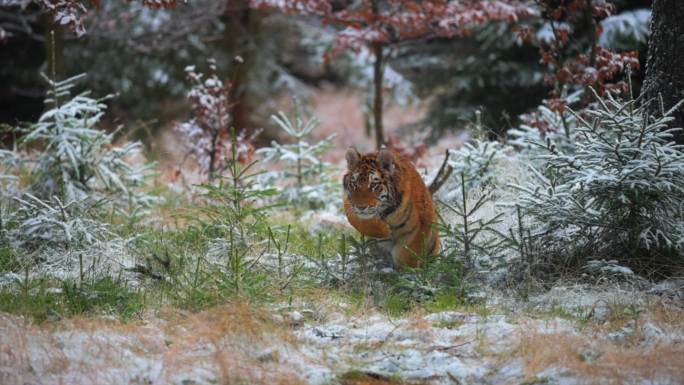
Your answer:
(343, 147), (440, 268)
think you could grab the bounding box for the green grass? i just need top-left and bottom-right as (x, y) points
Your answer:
(339, 369), (405, 384)
(425, 290), (469, 313)
(0, 245), (20, 272)
(0, 218), (484, 324)
(0, 277), (145, 322)
(383, 292), (412, 317)
(0, 183), (485, 324)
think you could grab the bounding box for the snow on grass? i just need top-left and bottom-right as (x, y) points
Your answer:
(1, 287), (682, 385)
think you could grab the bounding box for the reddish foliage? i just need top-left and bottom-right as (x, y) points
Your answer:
(253, 0), (538, 61)
(521, 110), (552, 133)
(254, 0), (538, 147)
(175, 60), (259, 179)
(519, 0), (640, 127)
(38, 0), (89, 37)
(552, 47), (639, 91)
(137, 0), (177, 9)
(39, 0), (177, 36)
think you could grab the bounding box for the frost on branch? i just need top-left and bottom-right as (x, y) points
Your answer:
(38, 0), (88, 37)
(257, 101), (337, 212)
(37, 0), (178, 37)
(23, 73), (155, 215)
(509, 97), (581, 158)
(8, 194), (111, 253)
(253, 0), (538, 56)
(599, 9), (651, 51)
(447, 139), (507, 193)
(175, 60), (258, 180)
(508, 89), (684, 273)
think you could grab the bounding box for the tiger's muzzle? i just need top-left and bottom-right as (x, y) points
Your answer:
(352, 204), (380, 219)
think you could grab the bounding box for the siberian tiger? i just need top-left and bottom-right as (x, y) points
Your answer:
(343, 147), (440, 268)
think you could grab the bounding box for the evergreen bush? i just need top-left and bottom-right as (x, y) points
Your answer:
(20, 74), (156, 214)
(257, 101), (338, 212)
(2, 73), (157, 280)
(508, 89), (684, 277)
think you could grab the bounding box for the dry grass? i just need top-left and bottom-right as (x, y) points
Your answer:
(504, 298), (684, 384)
(405, 309), (431, 332)
(510, 329), (684, 385)
(647, 300), (684, 329)
(0, 302), (305, 385)
(160, 302), (302, 385)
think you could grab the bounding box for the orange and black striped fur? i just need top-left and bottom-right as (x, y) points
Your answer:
(343, 147), (440, 268)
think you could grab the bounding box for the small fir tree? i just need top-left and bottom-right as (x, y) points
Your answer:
(257, 101), (337, 211)
(509, 89), (684, 275)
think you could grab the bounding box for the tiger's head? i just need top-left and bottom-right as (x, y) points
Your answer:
(343, 147), (400, 219)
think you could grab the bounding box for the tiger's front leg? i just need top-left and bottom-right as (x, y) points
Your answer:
(390, 226), (440, 268)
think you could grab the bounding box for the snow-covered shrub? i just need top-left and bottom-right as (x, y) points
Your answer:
(508, 100), (580, 159)
(175, 60), (248, 180)
(7, 194), (111, 253)
(509, 90), (684, 275)
(0, 73), (158, 282)
(431, 113), (513, 278)
(439, 173), (505, 271)
(447, 139), (507, 194)
(20, 74), (156, 215)
(0, 147), (18, 252)
(430, 141), (510, 283)
(2, 192), (122, 283)
(0, 147), (19, 201)
(257, 101), (338, 212)
(599, 9), (651, 51)
(0, 147), (18, 177)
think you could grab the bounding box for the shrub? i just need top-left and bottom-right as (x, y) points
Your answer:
(447, 139), (507, 193)
(509, 90), (684, 277)
(257, 100), (338, 212)
(1, 73), (157, 282)
(176, 60), (238, 179)
(19, 74), (156, 216)
(435, 112), (511, 279)
(508, 99), (581, 158)
(195, 131), (278, 295)
(8, 194), (111, 253)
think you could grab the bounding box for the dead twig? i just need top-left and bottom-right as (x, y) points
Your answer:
(428, 149), (454, 195)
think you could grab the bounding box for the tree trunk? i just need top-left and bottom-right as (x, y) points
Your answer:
(221, 0), (257, 132)
(641, 0), (684, 142)
(372, 42), (384, 150)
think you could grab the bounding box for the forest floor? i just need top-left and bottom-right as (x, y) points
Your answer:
(2, 89), (684, 385)
(2, 283), (683, 385)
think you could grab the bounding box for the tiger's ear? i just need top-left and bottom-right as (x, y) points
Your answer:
(346, 147), (361, 170)
(377, 148), (395, 174)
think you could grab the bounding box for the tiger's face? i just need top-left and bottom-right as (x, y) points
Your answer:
(343, 147), (398, 219)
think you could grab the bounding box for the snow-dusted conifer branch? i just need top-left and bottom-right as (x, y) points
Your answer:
(1, 73), (157, 280)
(508, 89), (684, 271)
(21, 74), (155, 214)
(257, 100), (338, 212)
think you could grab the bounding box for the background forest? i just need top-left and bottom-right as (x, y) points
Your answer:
(1, 1), (683, 385)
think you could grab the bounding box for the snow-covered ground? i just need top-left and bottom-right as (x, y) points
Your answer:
(2, 284), (682, 385)
(3, 83), (683, 385)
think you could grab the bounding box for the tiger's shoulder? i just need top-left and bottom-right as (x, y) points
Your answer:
(390, 151), (435, 212)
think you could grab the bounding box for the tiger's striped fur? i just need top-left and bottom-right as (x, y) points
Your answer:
(343, 147), (440, 268)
